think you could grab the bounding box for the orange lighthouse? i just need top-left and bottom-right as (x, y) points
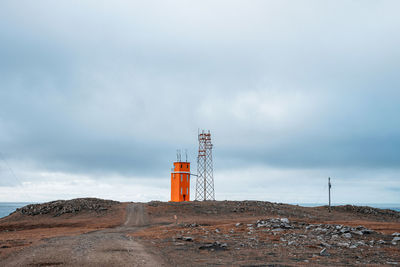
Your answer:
(171, 160), (190, 202)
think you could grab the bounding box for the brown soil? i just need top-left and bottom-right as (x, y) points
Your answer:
(136, 201), (400, 266)
(0, 199), (399, 266)
(0, 201), (126, 259)
(0, 201), (164, 266)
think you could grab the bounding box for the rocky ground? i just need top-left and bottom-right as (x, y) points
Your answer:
(0, 198), (126, 259)
(0, 203), (164, 267)
(135, 218), (400, 266)
(134, 201), (400, 266)
(0, 199), (399, 266)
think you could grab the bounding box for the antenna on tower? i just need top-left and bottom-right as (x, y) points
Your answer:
(185, 149), (188, 162)
(176, 149), (182, 162)
(195, 129), (215, 201)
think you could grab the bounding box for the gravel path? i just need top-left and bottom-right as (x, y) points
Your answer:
(0, 203), (165, 267)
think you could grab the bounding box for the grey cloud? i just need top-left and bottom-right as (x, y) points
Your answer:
(0, 1), (399, 193)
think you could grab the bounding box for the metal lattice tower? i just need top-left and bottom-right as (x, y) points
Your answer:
(195, 130), (215, 201)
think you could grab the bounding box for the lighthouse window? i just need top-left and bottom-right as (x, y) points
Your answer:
(186, 175), (188, 182)
(181, 187), (182, 195)
(186, 188), (188, 195)
(181, 174), (183, 182)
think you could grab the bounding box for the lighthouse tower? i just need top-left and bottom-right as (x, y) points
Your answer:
(171, 152), (190, 202)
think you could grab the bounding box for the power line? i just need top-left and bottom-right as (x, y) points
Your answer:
(0, 152), (32, 201)
(0, 152), (23, 185)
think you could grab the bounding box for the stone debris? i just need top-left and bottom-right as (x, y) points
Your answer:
(331, 205), (400, 219)
(343, 233), (352, 239)
(17, 198), (119, 217)
(177, 236), (193, 242)
(280, 218), (290, 224)
(337, 242), (350, 248)
(220, 217), (398, 253)
(320, 248), (330, 256)
(199, 241), (228, 251)
(142, 201), (400, 266)
(352, 230), (363, 236)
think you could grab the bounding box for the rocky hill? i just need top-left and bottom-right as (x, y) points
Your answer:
(16, 198), (119, 217)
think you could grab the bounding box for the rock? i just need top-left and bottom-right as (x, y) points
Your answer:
(337, 242), (350, 248)
(280, 218), (290, 224)
(392, 232), (400, 236)
(356, 241), (366, 246)
(378, 240), (386, 244)
(199, 243), (213, 249)
(343, 233), (352, 239)
(182, 236), (193, 241)
(281, 223), (292, 229)
(256, 221), (268, 227)
(361, 229), (374, 234)
(320, 242), (331, 248)
(320, 248), (330, 256)
(235, 223), (241, 227)
(199, 241), (228, 251)
(352, 230), (363, 236)
(392, 237), (400, 242)
(215, 228), (220, 233)
(349, 244), (357, 249)
(340, 228), (350, 234)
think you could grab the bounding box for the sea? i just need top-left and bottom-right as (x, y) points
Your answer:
(0, 202), (32, 218)
(0, 202), (399, 219)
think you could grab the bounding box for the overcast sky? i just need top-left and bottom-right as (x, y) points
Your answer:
(0, 1), (399, 204)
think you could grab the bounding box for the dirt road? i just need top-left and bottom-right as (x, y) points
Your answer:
(0, 203), (165, 267)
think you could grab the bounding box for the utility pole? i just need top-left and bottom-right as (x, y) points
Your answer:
(328, 177), (332, 212)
